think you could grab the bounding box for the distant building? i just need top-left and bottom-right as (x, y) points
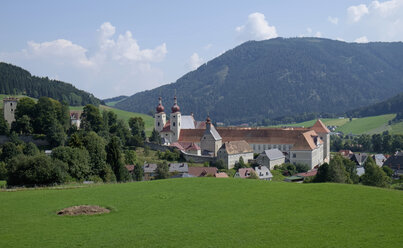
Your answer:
(350, 153), (369, 166)
(153, 97), (330, 169)
(70, 111), (82, 129)
(383, 151), (403, 175)
(3, 97), (18, 126)
(188, 167), (217, 177)
(217, 140), (254, 169)
(169, 163), (189, 175)
(256, 149), (285, 169)
(143, 163), (158, 180)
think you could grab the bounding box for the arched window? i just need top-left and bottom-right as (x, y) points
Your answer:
(158, 122), (160, 126)
(173, 122), (176, 127)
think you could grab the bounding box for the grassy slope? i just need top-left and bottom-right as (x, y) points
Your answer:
(271, 114), (401, 135)
(0, 179), (402, 248)
(337, 114), (395, 135)
(69, 105), (154, 134)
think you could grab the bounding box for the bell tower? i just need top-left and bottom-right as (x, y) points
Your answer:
(154, 97), (166, 132)
(170, 96), (181, 142)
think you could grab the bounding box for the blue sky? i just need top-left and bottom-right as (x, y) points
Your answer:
(1, 0), (402, 98)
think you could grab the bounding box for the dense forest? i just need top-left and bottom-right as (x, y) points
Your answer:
(0, 62), (102, 106)
(346, 92), (403, 118)
(115, 38), (403, 124)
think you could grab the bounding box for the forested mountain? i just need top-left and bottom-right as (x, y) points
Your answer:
(346, 92), (403, 117)
(0, 62), (102, 106)
(115, 38), (403, 124)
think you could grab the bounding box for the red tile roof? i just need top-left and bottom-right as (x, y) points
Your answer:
(188, 167), (217, 177)
(296, 169), (318, 177)
(237, 168), (256, 178)
(214, 172), (229, 178)
(311, 119), (330, 134)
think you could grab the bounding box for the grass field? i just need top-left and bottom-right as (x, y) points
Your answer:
(272, 114), (402, 135)
(336, 114), (396, 135)
(0, 179), (401, 248)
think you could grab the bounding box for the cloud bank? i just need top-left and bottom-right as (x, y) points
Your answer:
(0, 22), (167, 98)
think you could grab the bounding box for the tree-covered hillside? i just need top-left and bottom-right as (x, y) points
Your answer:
(115, 38), (403, 124)
(346, 92), (403, 117)
(0, 62), (102, 106)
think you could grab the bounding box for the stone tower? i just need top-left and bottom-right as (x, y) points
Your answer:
(200, 116), (222, 156)
(3, 97), (18, 126)
(311, 119), (331, 163)
(170, 96), (181, 142)
(154, 97), (166, 132)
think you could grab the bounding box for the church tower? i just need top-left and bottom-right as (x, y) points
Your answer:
(3, 97), (18, 126)
(154, 97), (166, 132)
(170, 96), (181, 142)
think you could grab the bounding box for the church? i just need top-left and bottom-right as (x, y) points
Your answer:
(154, 97), (330, 169)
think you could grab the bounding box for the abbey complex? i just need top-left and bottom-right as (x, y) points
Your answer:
(154, 97), (330, 169)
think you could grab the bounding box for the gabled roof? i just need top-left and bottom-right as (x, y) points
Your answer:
(181, 115), (196, 129)
(161, 121), (171, 132)
(220, 140), (253, 155)
(295, 169), (318, 177)
(351, 153), (368, 165)
(236, 168), (256, 178)
(205, 124), (222, 141)
(171, 142), (201, 152)
(188, 167), (217, 177)
(254, 166), (273, 179)
(291, 130), (322, 151)
(263, 149), (284, 160)
(311, 119), (330, 134)
(214, 172), (229, 178)
(169, 163), (189, 173)
(383, 152), (403, 170)
(143, 163), (157, 173)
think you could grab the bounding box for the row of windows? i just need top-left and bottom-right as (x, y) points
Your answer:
(253, 144), (290, 151)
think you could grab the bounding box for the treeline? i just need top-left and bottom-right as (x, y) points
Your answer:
(0, 97), (150, 187)
(0, 62), (102, 106)
(346, 92), (403, 118)
(115, 37), (403, 124)
(331, 132), (403, 154)
(308, 155), (392, 188)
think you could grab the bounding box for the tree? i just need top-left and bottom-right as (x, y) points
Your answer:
(0, 162), (7, 180)
(11, 115), (33, 134)
(0, 109), (10, 135)
(382, 134), (392, 154)
(133, 164), (144, 181)
(52, 146), (91, 181)
(68, 132), (84, 148)
(7, 154), (68, 186)
(81, 104), (103, 132)
(46, 122), (67, 147)
(314, 163), (330, 182)
(0, 142), (22, 162)
(341, 156), (359, 184)
(295, 163), (310, 173)
(106, 136), (130, 182)
(149, 129), (161, 144)
(382, 166), (394, 178)
(314, 156), (350, 183)
(14, 97), (35, 120)
(210, 159), (225, 170)
(372, 134), (383, 153)
(361, 157), (391, 188)
(82, 131), (115, 182)
(128, 117), (145, 139)
(124, 150), (137, 164)
(155, 162), (169, 179)
(234, 157), (247, 171)
(23, 142), (39, 156)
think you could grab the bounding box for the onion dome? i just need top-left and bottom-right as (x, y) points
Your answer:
(171, 96), (180, 113)
(156, 97), (165, 113)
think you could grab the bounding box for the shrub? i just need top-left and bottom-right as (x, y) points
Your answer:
(7, 154), (68, 186)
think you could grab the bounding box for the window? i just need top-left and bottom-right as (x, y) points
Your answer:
(173, 122), (176, 127)
(157, 122), (160, 126)
(293, 153), (296, 158)
(10, 103), (12, 106)
(157, 115), (160, 118)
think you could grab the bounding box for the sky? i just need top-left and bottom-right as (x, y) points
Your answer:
(1, 0), (403, 99)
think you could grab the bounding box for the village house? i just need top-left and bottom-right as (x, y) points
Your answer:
(188, 167), (218, 177)
(153, 97), (330, 169)
(234, 168), (256, 179)
(217, 140), (254, 169)
(383, 151), (403, 175)
(256, 148), (285, 169)
(143, 163), (158, 180)
(350, 153), (369, 166)
(169, 163), (189, 175)
(254, 165), (273, 180)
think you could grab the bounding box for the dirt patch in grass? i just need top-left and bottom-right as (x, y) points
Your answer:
(57, 205), (110, 216)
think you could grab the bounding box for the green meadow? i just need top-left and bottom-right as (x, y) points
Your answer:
(272, 114), (402, 135)
(0, 178), (401, 248)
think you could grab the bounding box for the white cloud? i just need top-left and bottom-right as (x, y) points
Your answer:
(315, 31), (322, 38)
(346, 0), (403, 41)
(354, 36), (369, 43)
(203, 44), (213, 50)
(0, 22), (168, 98)
(236, 12), (278, 41)
(347, 4), (369, 22)
(328, 16), (339, 25)
(187, 53), (203, 70)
